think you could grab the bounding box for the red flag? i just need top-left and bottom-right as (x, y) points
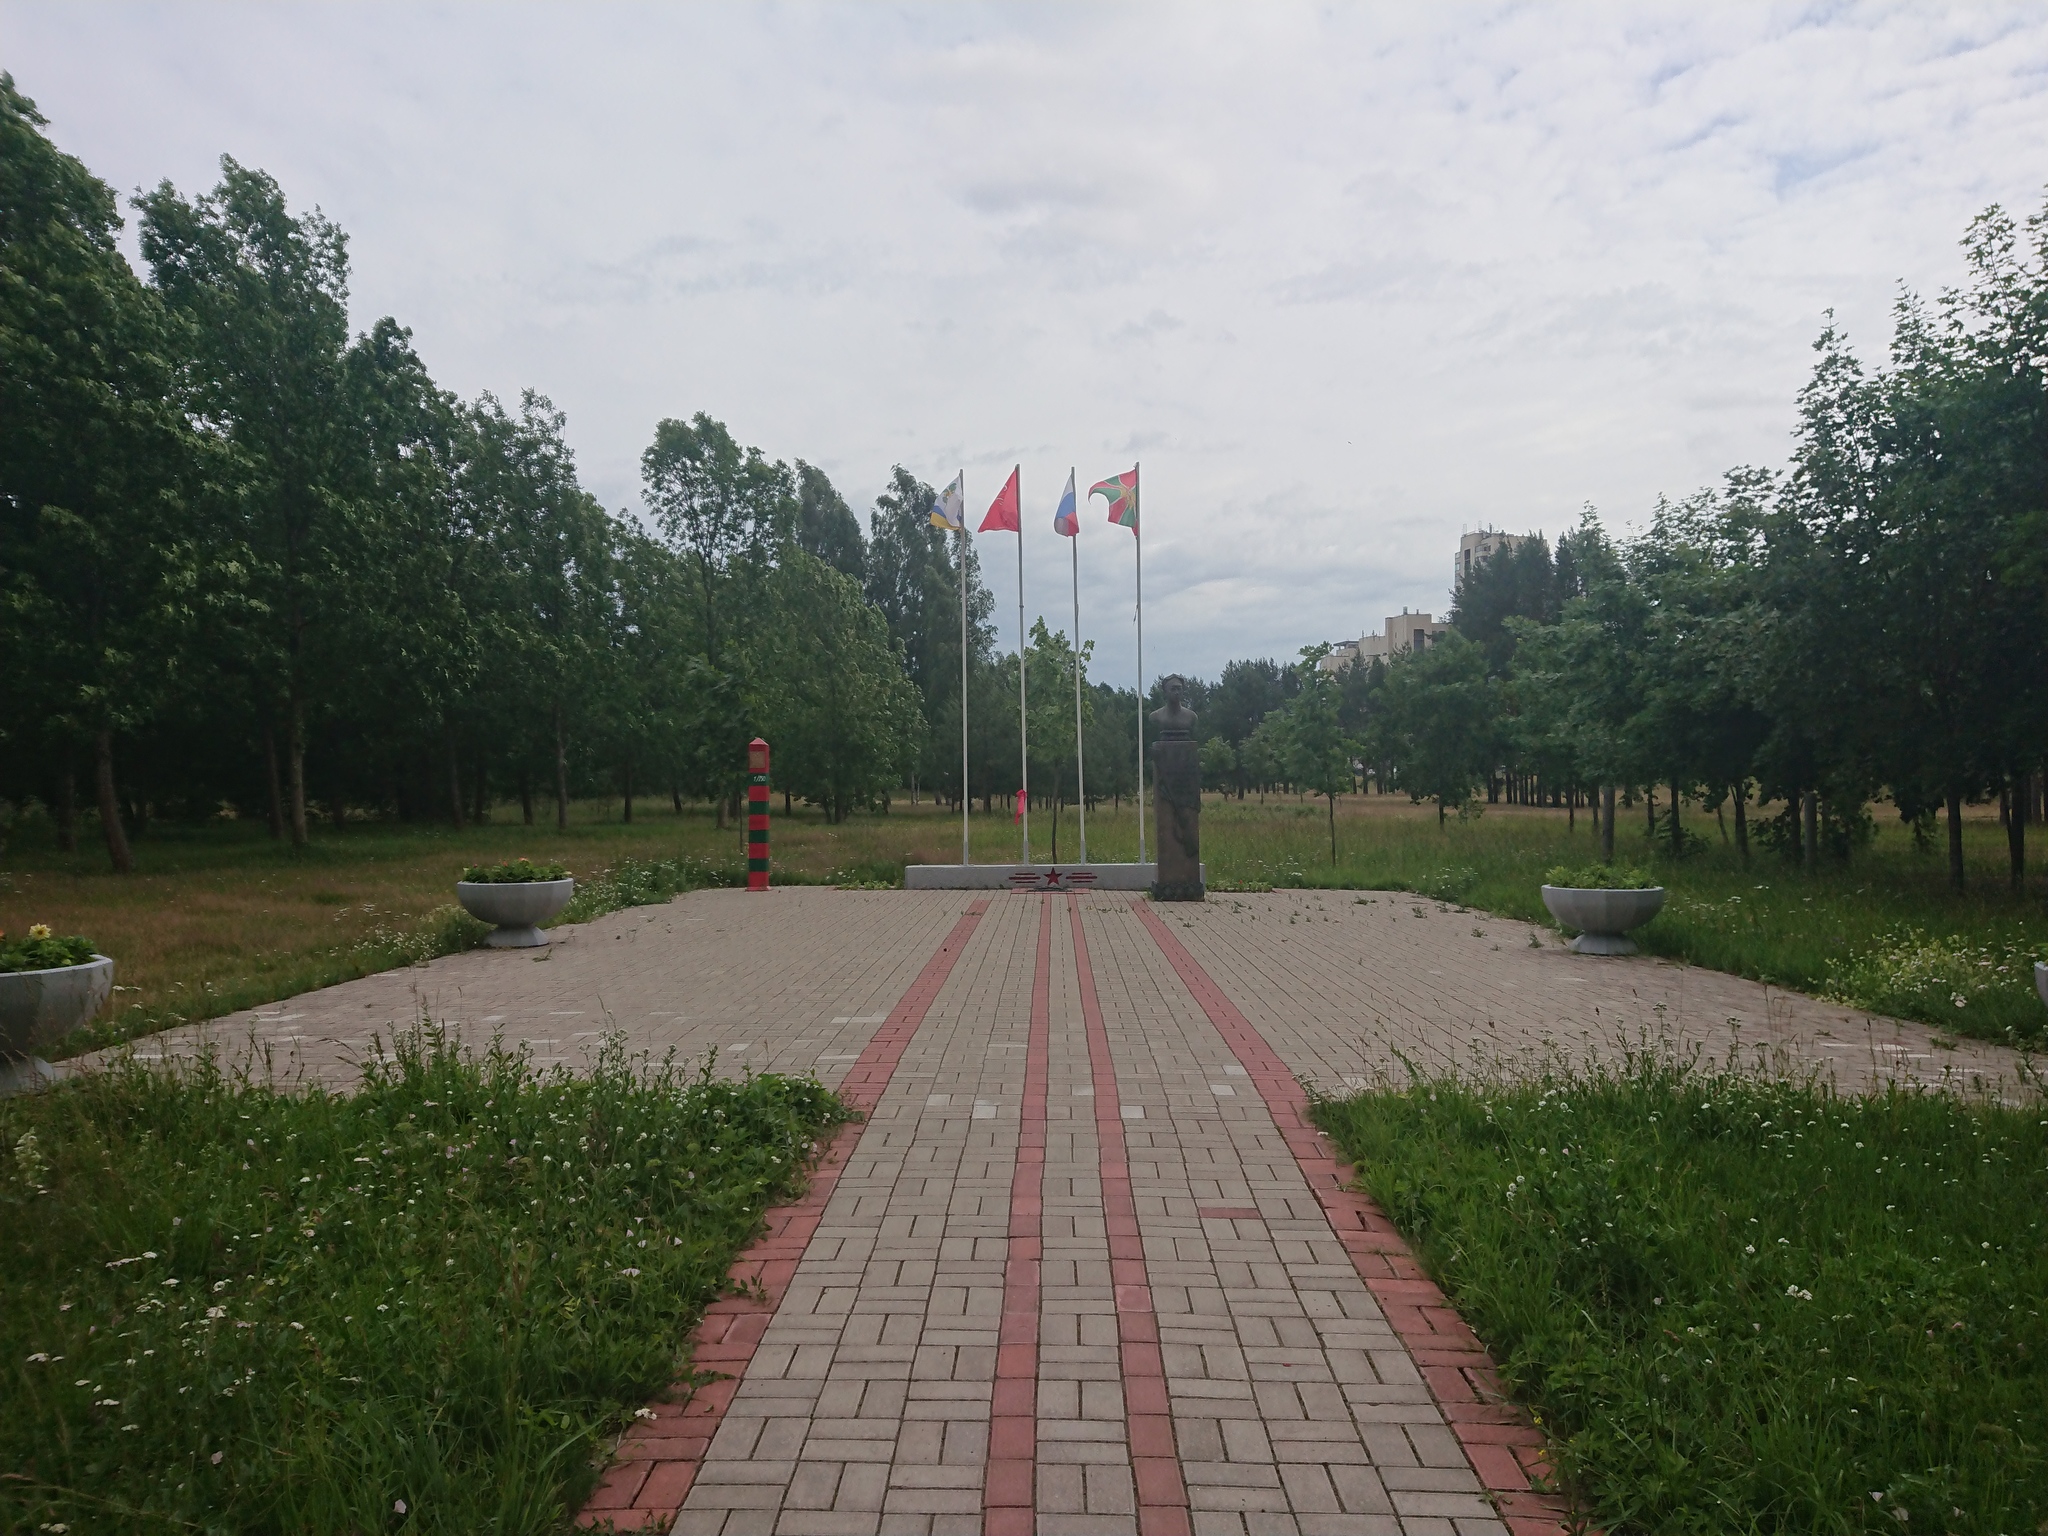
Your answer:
(978, 465), (1021, 533)
(1013, 788), (1026, 823)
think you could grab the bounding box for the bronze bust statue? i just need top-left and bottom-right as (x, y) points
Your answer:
(1150, 674), (1196, 740)
(1147, 674), (1203, 899)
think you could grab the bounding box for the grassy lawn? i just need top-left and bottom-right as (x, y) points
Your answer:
(1314, 1057), (2048, 1535)
(3, 791), (2044, 1051)
(0, 1026), (847, 1535)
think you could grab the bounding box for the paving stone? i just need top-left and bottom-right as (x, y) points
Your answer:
(127, 883), (2008, 1535)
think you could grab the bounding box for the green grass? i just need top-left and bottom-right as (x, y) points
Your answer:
(1314, 1054), (2048, 1535)
(0, 1026), (848, 1535)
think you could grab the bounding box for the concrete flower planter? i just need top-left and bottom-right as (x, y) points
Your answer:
(1540, 886), (1666, 956)
(0, 954), (112, 1095)
(456, 878), (575, 948)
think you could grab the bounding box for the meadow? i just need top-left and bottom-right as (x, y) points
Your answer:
(3, 789), (2044, 1053)
(1315, 1052), (2048, 1534)
(0, 1024), (848, 1535)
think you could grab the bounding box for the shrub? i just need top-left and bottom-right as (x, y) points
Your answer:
(1543, 864), (1659, 890)
(0, 924), (98, 974)
(458, 857), (571, 883)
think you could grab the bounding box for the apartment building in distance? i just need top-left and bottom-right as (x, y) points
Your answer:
(1456, 526), (1523, 587)
(1318, 528), (1526, 673)
(1317, 609), (1449, 672)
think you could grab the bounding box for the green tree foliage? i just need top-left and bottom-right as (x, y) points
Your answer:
(1266, 647), (1358, 861)
(7, 82), (2043, 891)
(862, 468), (996, 803)
(137, 155), (359, 847)
(794, 460), (866, 581)
(758, 554), (919, 822)
(1367, 631), (1498, 825)
(0, 75), (199, 872)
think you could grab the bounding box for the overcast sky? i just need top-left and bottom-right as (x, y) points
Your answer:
(7, 3), (2046, 681)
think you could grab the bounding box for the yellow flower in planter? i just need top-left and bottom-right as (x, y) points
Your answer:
(28, 924), (52, 940)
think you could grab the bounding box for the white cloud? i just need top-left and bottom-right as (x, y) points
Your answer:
(6, 0), (2044, 679)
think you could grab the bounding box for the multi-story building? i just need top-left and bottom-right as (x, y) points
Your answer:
(1318, 529), (1524, 674)
(1318, 609), (1449, 673)
(1455, 527), (1523, 589)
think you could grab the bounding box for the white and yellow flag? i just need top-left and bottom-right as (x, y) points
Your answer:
(928, 471), (966, 531)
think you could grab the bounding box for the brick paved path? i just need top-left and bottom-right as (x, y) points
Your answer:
(121, 887), (2016, 1100)
(107, 887), (2029, 1535)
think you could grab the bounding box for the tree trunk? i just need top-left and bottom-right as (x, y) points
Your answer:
(1600, 784), (1616, 863)
(1646, 787), (1656, 835)
(287, 698), (309, 847)
(94, 729), (133, 873)
(1945, 789), (1965, 889)
(1328, 794), (1337, 865)
(1802, 790), (1819, 872)
(673, 784), (683, 814)
(716, 797), (726, 830)
(621, 760), (634, 824)
(264, 723), (285, 841)
(552, 703), (569, 830)
(330, 793), (346, 832)
(2008, 773), (2027, 891)
(472, 759), (488, 824)
(520, 768), (534, 826)
(784, 790), (792, 815)
(1734, 785), (1749, 861)
(1669, 781), (1681, 851)
(445, 722), (465, 830)
(53, 751), (77, 852)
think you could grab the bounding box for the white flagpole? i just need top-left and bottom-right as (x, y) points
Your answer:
(958, 472), (970, 867)
(1015, 468), (1029, 866)
(1134, 461), (1146, 869)
(1072, 478), (1088, 865)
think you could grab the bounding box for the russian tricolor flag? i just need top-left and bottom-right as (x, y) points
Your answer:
(1053, 468), (1079, 536)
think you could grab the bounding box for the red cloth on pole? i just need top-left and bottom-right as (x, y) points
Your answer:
(1014, 788), (1026, 823)
(979, 466), (1021, 532)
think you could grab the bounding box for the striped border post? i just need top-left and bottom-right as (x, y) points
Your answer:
(746, 737), (770, 891)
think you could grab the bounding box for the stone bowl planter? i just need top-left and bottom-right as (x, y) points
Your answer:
(1540, 886), (1666, 956)
(456, 879), (575, 948)
(1, 954), (113, 1095)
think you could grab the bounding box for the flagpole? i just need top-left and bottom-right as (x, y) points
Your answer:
(1072, 479), (1087, 865)
(958, 471), (970, 867)
(1015, 467), (1029, 866)
(1134, 460), (1146, 869)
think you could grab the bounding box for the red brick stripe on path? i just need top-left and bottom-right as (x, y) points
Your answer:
(985, 896), (1053, 1534)
(1128, 898), (1574, 1536)
(1073, 895), (1194, 1536)
(577, 899), (991, 1532)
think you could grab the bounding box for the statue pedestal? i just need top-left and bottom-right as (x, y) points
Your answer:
(1149, 737), (1204, 901)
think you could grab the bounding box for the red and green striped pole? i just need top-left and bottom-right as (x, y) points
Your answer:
(747, 737), (771, 891)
